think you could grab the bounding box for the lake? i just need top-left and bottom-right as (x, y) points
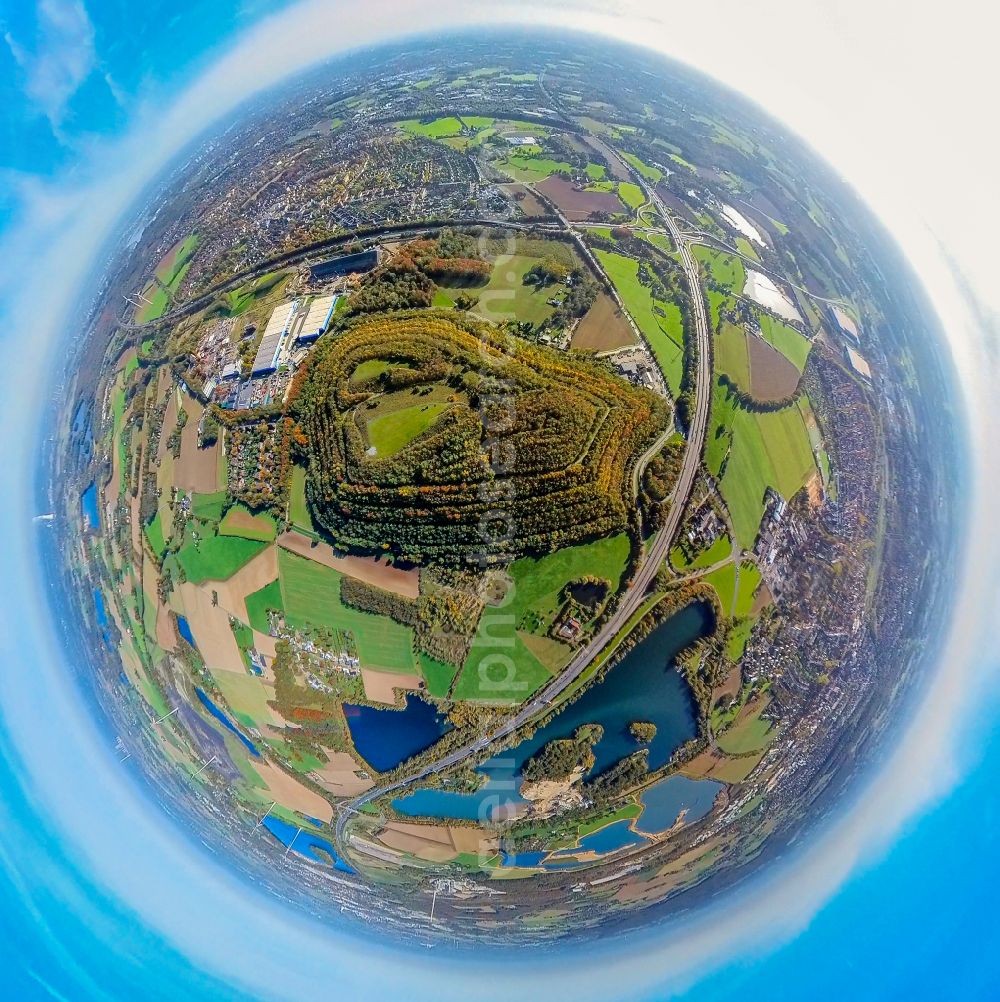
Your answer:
(344, 694), (449, 773)
(80, 482), (99, 531)
(195, 687), (260, 758)
(176, 615), (195, 648)
(393, 602), (712, 821)
(260, 815), (354, 874)
(636, 773), (723, 833)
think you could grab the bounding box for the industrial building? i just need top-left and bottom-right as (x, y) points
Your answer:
(296, 294), (338, 345)
(251, 300), (300, 375)
(249, 295), (339, 376)
(308, 247), (379, 282)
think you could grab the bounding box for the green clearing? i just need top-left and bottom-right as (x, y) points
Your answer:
(734, 237), (760, 262)
(219, 503), (277, 542)
(585, 162), (607, 181)
(432, 289), (455, 308)
(177, 534), (267, 583)
(288, 466), (315, 533)
(144, 512), (166, 557)
(726, 619), (754, 661)
(277, 549), (416, 672)
(221, 271), (287, 317)
(418, 653), (458, 699)
(716, 323), (750, 387)
(639, 231), (677, 258)
(717, 702), (774, 755)
(621, 152), (663, 183)
(442, 253), (559, 326)
(733, 562), (762, 618)
(455, 534), (630, 703)
(399, 116), (464, 138)
(705, 562), (737, 613)
(758, 314), (812, 372)
(351, 359), (392, 383)
(497, 154), (574, 182)
(617, 182), (646, 211)
(245, 578), (283, 635)
(672, 534), (731, 571)
(367, 401), (449, 456)
(694, 246), (746, 291)
(595, 249), (684, 394)
(191, 490), (228, 523)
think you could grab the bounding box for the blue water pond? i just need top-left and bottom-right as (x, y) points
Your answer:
(195, 687), (259, 758)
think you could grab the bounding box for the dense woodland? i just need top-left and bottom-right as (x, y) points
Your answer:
(289, 311), (667, 565)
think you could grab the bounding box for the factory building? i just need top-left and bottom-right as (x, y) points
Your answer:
(296, 294), (338, 345)
(251, 300), (299, 375)
(308, 247), (379, 282)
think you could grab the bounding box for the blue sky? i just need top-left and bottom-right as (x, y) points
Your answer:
(0, 1), (999, 998)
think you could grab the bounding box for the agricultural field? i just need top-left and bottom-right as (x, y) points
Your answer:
(571, 293), (636, 351)
(277, 549), (417, 673)
(758, 314), (812, 371)
(177, 533), (268, 584)
(595, 249), (685, 394)
(709, 379), (817, 545)
(455, 534), (630, 702)
(219, 504), (277, 543)
(716, 323), (751, 388)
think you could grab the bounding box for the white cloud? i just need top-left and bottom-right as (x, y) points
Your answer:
(4, 0), (97, 133)
(0, 1), (997, 998)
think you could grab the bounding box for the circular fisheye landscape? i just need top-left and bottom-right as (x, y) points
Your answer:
(54, 32), (958, 945)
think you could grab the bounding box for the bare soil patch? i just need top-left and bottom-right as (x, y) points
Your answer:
(501, 182), (549, 218)
(572, 293), (636, 350)
(748, 335), (800, 400)
(362, 668), (422, 705)
(536, 175), (625, 220)
(310, 752), (374, 797)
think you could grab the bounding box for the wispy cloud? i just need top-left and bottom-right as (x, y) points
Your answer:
(4, 0), (97, 136)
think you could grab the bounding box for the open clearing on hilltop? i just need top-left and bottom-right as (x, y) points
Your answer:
(367, 401), (449, 456)
(572, 293), (636, 350)
(437, 253), (559, 326)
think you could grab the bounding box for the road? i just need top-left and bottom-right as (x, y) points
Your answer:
(334, 154), (714, 858)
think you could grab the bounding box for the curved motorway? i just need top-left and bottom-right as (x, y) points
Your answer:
(334, 166), (713, 856)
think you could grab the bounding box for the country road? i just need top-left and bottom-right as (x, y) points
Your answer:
(334, 152), (714, 857)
